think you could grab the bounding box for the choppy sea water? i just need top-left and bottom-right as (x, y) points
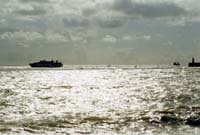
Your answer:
(1, 65), (200, 135)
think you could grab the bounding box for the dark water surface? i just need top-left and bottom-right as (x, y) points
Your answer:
(0, 65), (200, 134)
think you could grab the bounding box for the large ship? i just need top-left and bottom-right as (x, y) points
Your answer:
(188, 57), (200, 67)
(29, 60), (63, 68)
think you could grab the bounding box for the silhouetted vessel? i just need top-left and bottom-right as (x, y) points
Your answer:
(188, 57), (200, 67)
(173, 62), (180, 66)
(30, 60), (63, 68)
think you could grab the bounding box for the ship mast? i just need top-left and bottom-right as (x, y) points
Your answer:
(192, 57), (195, 63)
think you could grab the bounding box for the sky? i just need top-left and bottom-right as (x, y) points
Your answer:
(1, 0), (200, 65)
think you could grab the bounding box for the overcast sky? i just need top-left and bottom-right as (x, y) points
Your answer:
(1, 0), (200, 65)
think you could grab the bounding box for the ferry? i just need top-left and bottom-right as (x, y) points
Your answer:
(29, 60), (63, 68)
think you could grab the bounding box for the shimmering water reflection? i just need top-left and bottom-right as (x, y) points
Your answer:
(0, 66), (200, 134)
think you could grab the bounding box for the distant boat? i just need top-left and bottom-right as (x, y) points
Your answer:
(188, 57), (200, 67)
(29, 60), (63, 68)
(173, 62), (180, 66)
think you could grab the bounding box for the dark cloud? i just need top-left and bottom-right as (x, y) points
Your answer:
(82, 8), (97, 17)
(19, 0), (50, 3)
(63, 17), (89, 27)
(0, 27), (18, 34)
(113, 0), (187, 18)
(96, 17), (125, 28)
(15, 6), (46, 16)
(80, 0), (187, 29)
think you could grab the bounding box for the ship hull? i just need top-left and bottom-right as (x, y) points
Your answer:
(29, 60), (63, 68)
(30, 63), (63, 68)
(188, 62), (200, 67)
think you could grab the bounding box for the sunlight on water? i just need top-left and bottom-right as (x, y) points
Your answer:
(0, 65), (200, 134)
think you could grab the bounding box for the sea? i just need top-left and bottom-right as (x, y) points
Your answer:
(0, 65), (200, 135)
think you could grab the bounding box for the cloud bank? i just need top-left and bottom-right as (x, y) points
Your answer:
(0, 0), (200, 65)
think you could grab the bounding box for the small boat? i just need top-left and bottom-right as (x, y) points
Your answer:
(173, 62), (180, 66)
(29, 60), (63, 68)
